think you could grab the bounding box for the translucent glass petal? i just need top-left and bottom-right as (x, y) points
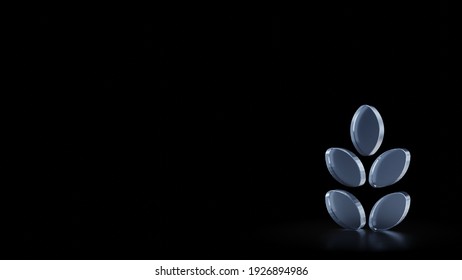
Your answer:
(369, 192), (411, 231)
(325, 190), (366, 230)
(350, 105), (384, 156)
(325, 148), (366, 187)
(369, 148), (411, 188)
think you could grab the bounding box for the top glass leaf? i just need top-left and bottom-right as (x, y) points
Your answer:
(350, 105), (384, 156)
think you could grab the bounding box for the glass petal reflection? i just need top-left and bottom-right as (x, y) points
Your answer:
(325, 190), (366, 230)
(369, 192), (411, 231)
(350, 105), (384, 156)
(369, 148), (411, 188)
(325, 148), (366, 187)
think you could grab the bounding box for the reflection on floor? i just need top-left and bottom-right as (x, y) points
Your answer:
(324, 229), (410, 251)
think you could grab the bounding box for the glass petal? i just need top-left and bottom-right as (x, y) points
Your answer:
(325, 148), (366, 187)
(350, 105), (384, 156)
(369, 192), (411, 231)
(325, 190), (366, 230)
(369, 148), (411, 188)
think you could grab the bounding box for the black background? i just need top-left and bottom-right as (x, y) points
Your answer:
(7, 3), (461, 259)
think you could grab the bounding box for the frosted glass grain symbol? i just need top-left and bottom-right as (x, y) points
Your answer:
(325, 190), (366, 230)
(350, 105), (384, 156)
(325, 148), (366, 187)
(369, 148), (411, 188)
(369, 192), (411, 231)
